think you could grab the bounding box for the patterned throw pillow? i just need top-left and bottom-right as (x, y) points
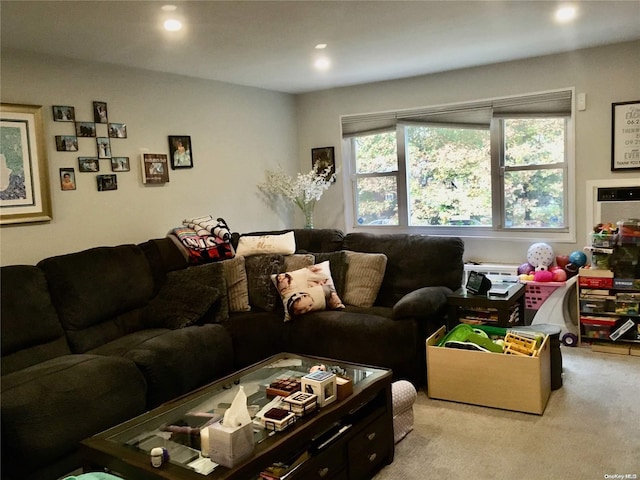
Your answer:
(271, 261), (345, 322)
(244, 254), (284, 312)
(343, 251), (388, 307)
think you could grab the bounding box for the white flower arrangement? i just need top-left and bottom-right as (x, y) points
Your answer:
(258, 163), (336, 228)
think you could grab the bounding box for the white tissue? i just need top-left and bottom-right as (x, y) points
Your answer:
(223, 385), (252, 427)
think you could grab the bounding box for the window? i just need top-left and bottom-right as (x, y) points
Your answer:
(342, 90), (574, 240)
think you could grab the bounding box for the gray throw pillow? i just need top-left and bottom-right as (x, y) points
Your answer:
(244, 254), (284, 312)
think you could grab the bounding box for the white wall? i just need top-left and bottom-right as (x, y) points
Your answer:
(296, 40), (640, 264)
(1, 51), (298, 265)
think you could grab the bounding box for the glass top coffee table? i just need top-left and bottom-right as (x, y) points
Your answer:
(81, 353), (393, 480)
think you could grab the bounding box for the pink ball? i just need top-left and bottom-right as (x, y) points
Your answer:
(553, 269), (567, 282)
(534, 270), (554, 282)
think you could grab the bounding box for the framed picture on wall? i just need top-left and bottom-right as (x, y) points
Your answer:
(311, 146), (335, 182)
(611, 100), (640, 171)
(108, 123), (127, 138)
(55, 135), (78, 152)
(168, 135), (193, 169)
(96, 137), (111, 158)
(60, 168), (76, 191)
(93, 101), (108, 123)
(52, 105), (75, 122)
(97, 174), (117, 191)
(141, 153), (170, 184)
(78, 157), (99, 172)
(75, 121), (96, 137)
(0, 103), (52, 224)
(111, 157), (130, 172)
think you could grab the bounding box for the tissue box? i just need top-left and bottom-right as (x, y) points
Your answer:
(208, 421), (254, 468)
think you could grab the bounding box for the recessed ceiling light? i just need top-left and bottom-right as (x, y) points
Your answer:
(164, 19), (183, 31)
(555, 5), (577, 23)
(314, 57), (331, 70)
(315, 44), (327, 50)
(162, 5), (177, 11)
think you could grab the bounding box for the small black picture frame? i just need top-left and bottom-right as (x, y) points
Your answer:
(75, 121), (96, 137)
(97, 174), (117, 191)
(108, 123), (127, 138)
(96, 137), (111, 159)
(311, 146), (335, 181)
(78, 157), (99, 172)
(111, 157), (130, 172)
(168, 135), (193, 169)
(52, 105), (75, 122)
(93, 101), (108, 123)
(60, 168), (76, 191)
(55, 135), (78, 152)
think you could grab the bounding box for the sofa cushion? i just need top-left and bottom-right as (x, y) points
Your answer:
(244, 254), (284, 312)
(342, 233), (464, 306)
(225, 311), (288, 369)
(143, 262), (228, 328)
(0, 354), (146, 478)
(236, 231), (296, 257)
(122, 324), (234, 407)
(38, 245), (155, 352)
(1, 265), (71, 374)
(342, 251), (388, 307)
(272, 260), (345, 321)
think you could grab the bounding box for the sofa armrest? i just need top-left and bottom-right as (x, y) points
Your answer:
(392, 286), (452, 320)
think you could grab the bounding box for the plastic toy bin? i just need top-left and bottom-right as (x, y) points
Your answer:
(524, 282), (563, 310)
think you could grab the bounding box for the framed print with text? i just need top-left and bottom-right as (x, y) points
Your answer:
(611, 100), (640, 171)
(0, 103), (52, 224)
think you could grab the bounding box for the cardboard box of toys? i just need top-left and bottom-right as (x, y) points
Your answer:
(426, 325), (551, 415)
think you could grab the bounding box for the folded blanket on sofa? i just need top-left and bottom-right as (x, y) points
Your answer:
(168, 226), (234, 265)
(183, 215), (231, 241)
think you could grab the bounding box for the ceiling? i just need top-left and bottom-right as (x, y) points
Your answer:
(2, 1), (640, 94)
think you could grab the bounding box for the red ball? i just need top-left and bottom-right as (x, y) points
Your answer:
(553, 269), (567, 282)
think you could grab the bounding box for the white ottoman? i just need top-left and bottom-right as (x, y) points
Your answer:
(391, 380), (417, 444)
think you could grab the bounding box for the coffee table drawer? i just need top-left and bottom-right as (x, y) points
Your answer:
(347, 415), (392, 480)
(298, 444), (347, 479)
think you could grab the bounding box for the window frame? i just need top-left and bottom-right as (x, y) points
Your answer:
(341, 89), (576, 242)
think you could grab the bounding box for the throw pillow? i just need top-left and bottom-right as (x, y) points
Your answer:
(235, 231), (296, 257)
(271, 260), (345, 322)
(244, 254), (284, 312)
(312, 251), (348, 299)
(343, 251), (388, 307)
(283, 253), (315, 271)
(144, 262), (228, 329)
(221, 256), (251, 312)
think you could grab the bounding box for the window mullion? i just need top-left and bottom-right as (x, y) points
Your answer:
(396, 125), (408, 227)
(490, 118), (503, 229)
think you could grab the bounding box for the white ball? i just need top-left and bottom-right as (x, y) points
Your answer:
(527, 243), (554, 271)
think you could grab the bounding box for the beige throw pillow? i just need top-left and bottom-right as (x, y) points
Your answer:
(235, 231), (296, 257)
(343, 251), (388, 307)
(221, 256), (251, 312)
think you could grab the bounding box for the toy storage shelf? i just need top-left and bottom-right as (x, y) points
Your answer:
(577, 272), (640, 350)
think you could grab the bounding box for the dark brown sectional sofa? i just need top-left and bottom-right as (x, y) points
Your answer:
(1, 228), (464, 480)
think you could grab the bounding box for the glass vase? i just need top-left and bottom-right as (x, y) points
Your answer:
(302, 205), (314, 229)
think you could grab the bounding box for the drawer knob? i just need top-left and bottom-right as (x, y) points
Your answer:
(367, 432), (376, 441)
(368, 453), (377, 462)
(318, 467), (329, 477)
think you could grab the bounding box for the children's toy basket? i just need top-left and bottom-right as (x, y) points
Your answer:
(524, 282), (564, 310)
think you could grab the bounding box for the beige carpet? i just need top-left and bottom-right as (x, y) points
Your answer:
(375, 346), (640, 480)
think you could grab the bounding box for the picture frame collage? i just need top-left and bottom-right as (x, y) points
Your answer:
(52, 102), (129, 191)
